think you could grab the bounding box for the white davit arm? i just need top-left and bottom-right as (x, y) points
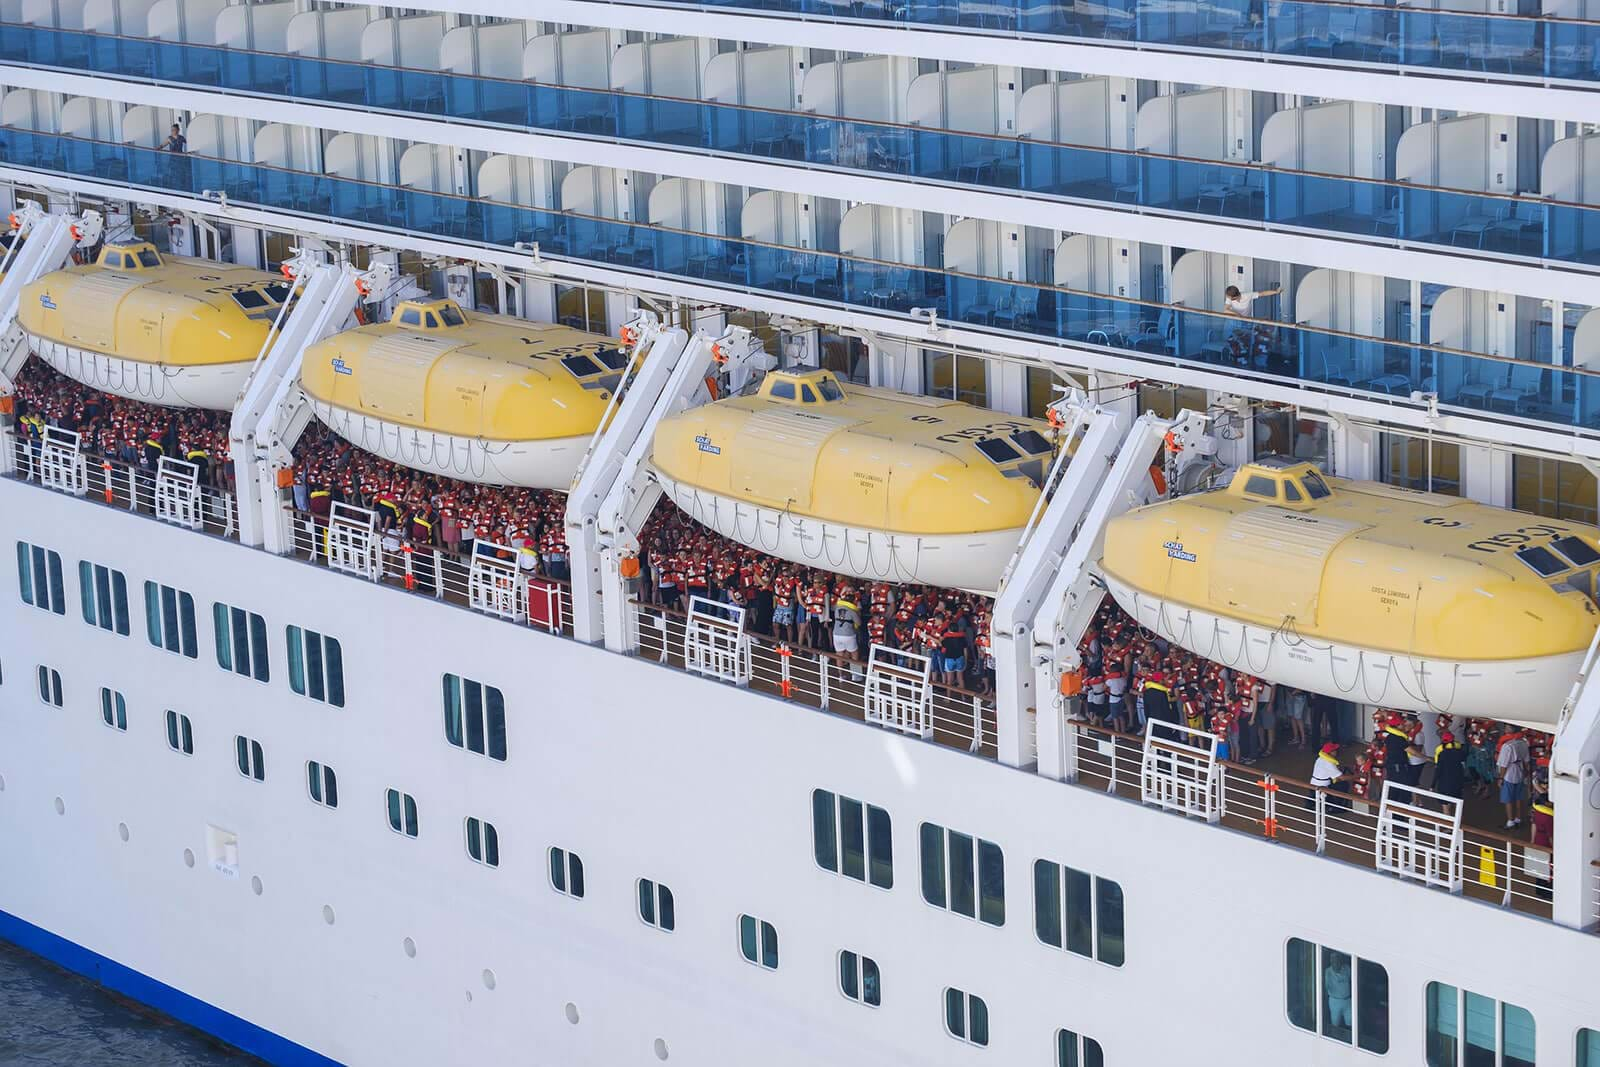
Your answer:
(1026, 408), (1211, 779)
(232, 254), (408, 551)
(0, 203), (103, 393)
(989, 391), (1130, 768)
(565, 315), (772, 651)
(1550, 622), (1600, 930)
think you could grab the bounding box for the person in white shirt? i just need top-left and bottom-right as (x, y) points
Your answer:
(1497, 729), (1531, 828)
(1223, 285), (1281, 316)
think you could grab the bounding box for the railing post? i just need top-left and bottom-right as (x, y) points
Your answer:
(433, 550), (444, 599)
(969, 695), (982, 754)
(1314, 789), (1328, 855)
(777, 644), (793, 699)
(819, 654), (831, 710)
(1257, 775), (1279, 840)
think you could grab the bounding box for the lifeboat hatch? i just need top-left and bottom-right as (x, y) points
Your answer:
(97, 242), (163, 272)
(1226, 457), (1334, 508)
(392, 298), (467, 331)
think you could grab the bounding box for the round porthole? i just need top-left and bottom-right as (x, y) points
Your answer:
(251, 876), (264, 896)
(322, 905), (336, 925)
(117, 822), (130, 843)
(564, 1003), (580, 1025)
(654, 1038), (669, 1061)
(482, 969), (497, 991)
(464, 990), (474, 1004)
(183, 848), (196, 868)
(403, 937), (417, 959)
(52, 797), (64, 816)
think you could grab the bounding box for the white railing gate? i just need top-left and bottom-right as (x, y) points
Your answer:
(1140, 720), (1223, 822)
(469, 543), (527, 622)
(40, 426), (87, 496)
(327, 502), (381, 580)
(154, 456), (202, 529)
(683, 595), (751, 686)
(864, 644), (934, 738)
(1376, 781), (1464, 893)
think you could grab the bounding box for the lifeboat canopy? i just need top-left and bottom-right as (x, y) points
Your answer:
(1099, 457), (1600, 725)
(298, 299), (626, 489)
(16, 243), (293, 409)
(649, 369), (1057, 590)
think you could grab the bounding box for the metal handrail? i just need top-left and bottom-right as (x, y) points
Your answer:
(6, 127), (1593, 381)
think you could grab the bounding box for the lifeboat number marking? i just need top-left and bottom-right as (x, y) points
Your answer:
(1465, 522), (1570, 553)
(1163, 540), (1196, 563)
(695, 434), (721, 456)
(331, 358), (352, 376)
(38, 293), (56, 310)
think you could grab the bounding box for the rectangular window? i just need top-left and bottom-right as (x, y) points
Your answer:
(213, 603), (270, 683)
(920, 822), (1004, 926)
(165, 710), (194, 755)
(465, 817), (500, 867)
(1287, 939), (1389, 1055)
(638, 879), (675, 931)
(35, 666), (62, 707)
(738, 914), (778, 969)
(1579, 1028), (1600, 1067)
(442, 674), (508, 761)
(385, 789), (419, 837)
(838, 950), (880, 1007)
(78, 562), (129, 635)
(1425, 982), (1533, 1067)
(1033, 859), (1125, 967)
(99, 688), (127, 730)
(1057, 1028), (1105, 1067)
(234, 735), (266, 781)
(145, 582), (197, 658)
(287, 626), (345, 707)
(306, 761), (338, 808)
(944, 988), (988, 1047)
(812, 789), (892, 889)
(549, 847), (585, 898)
(16, 542), (65, 615)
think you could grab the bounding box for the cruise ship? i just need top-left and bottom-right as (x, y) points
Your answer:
(0, 0), (1597, 1064)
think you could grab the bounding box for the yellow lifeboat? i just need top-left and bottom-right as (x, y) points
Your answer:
(650, 369), (1056, 591)
(1100, 456), (1600, 725)
(17, 242), (290, 410)
(299, 298), (626, 489)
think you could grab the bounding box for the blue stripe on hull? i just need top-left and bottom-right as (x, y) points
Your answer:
(0, 909), (344, 1067)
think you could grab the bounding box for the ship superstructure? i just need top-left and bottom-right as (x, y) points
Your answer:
(0, 3), (1599, 1066)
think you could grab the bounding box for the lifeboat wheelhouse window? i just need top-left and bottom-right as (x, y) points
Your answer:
(561, 354), (604, 378)
(1515, 545), (1568, 578)
(800, 385), (819, 403)
(231, 289), (268, 310)
(1301, 471), (1331, 499)
(1551, 536), (1600, 568)
(976, 438), (1022, 464)
(1283, 481), (1303, 503)
(105, 253), (125, 269)
(596, 348), (628, 371)
(437, 304), (465, 327)
(1243, 474), (1279, 499)
(262, 282), (290, 304)
(770, 380), (797, 401)
(136, 249), (161, 268)
(1010, 429), (1051, 455)
(817, 378), (844, 402)
(423, 312), (439, 328)
(399, 308), (422, 326)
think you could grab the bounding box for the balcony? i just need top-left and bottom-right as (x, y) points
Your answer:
(6, 126), (1600, 435)
(3, 24), (1598, 268)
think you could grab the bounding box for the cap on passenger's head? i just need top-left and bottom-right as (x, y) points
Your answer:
(1321, 742), (1340, 754)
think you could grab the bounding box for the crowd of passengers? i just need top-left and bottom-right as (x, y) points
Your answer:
(1078, 599), (1555, 847)
(10, 361), (233, 490)
(11, 362), (997, 691)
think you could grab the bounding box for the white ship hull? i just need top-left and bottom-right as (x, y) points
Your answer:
(652, 470), (1020, 592)
(1, 478), (1596, 1066)
(308, 399), (587, 490)
(28, 336), (248, 410)
(1103, 571), (1578, 726)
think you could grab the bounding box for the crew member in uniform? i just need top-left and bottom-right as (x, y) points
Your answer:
(409, 501), (439, 594)
(1433, 731), (1466, 805)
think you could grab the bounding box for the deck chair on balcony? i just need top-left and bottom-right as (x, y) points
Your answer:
(992, 292), (1036, 332)
(1451, 204), (1511, 248)
(1455, 362), (1506, 407)
(1486, 360), (1546, 413)
(1319, 349), (1353, 387)
(868, 267), (912, 309)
